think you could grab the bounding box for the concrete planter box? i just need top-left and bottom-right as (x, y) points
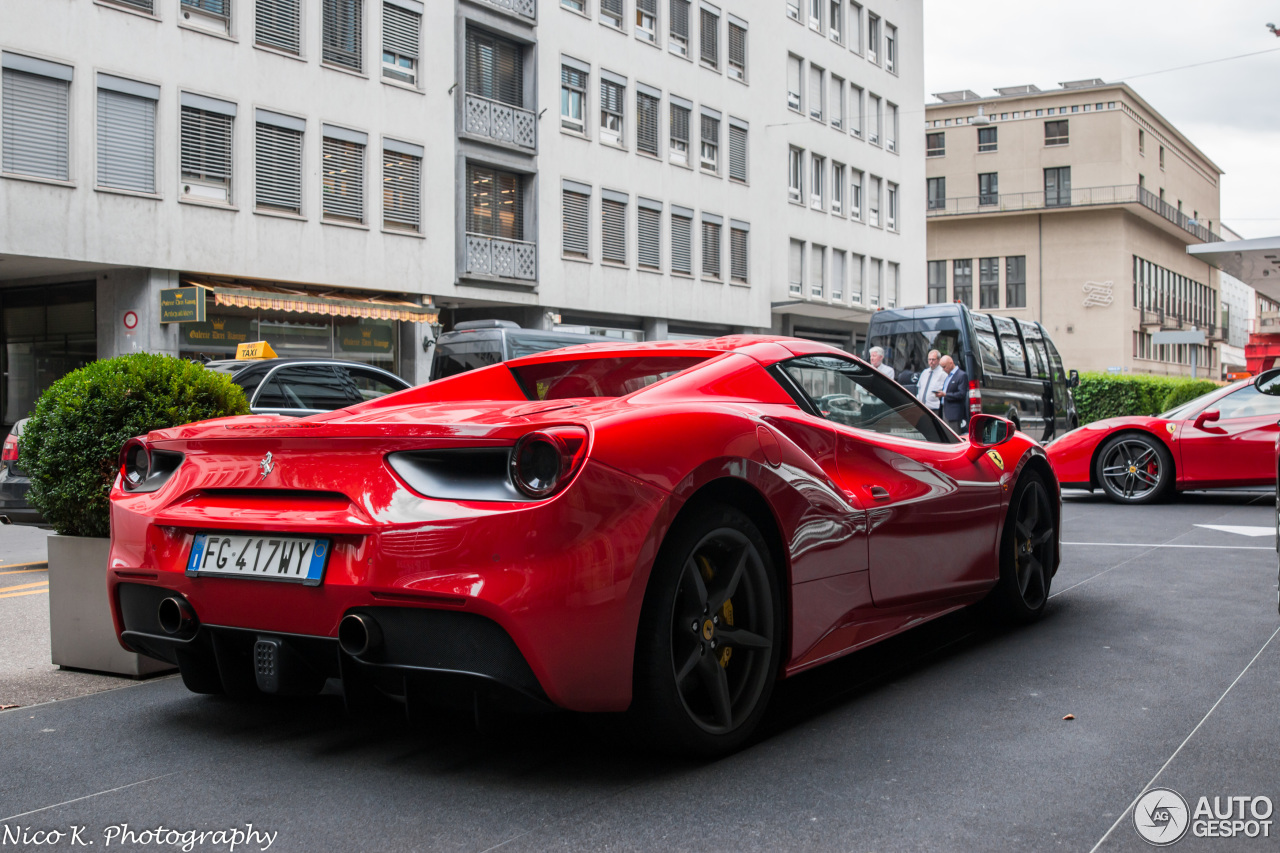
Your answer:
(48, 534), (173, 677)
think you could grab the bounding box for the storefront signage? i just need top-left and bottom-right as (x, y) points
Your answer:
(159, 288), (206, 323)
(337, 324), (394, 354)
(182, 317), (253, 348)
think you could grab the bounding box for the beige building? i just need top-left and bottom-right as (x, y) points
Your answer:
(923, 79), (1223, 376)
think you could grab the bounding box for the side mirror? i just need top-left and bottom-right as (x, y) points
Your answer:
(1068, 369), (1080, 389)
(1255, 368), (1280, 396)
(968, 414), (1014, 449)
(1194, 409), (1220, 429)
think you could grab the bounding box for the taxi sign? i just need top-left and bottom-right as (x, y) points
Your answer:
(235, 340), (278, 360)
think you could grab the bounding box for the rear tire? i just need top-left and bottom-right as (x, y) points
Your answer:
(1095, 433), (1173, 504)
(988, 473), (1056, 624)
(631, 503), (782, 757)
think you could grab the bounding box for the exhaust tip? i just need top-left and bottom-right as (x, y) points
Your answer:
(338, 613), (382, 658)
(157, 596), (196, 636)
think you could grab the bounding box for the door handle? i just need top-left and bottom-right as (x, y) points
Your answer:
(868, 485), (891, 501)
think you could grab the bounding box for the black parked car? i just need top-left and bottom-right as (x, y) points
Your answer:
(0, 418), (45, 526)
(203, 358), (410, 417)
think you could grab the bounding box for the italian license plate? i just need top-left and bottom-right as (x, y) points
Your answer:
(186, 533), (330, 586)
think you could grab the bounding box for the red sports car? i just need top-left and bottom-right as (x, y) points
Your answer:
(109, 336), (1060, 755)
(1046, 378), (1280, 504)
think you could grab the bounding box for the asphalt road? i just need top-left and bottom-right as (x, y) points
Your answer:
(1, 491), (1277, 852)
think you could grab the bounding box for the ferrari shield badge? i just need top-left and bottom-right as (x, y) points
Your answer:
(986, 449), (1005, 470)
(1165, 422), (1176, 435)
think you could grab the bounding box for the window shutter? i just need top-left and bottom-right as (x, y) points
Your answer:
(322, 0), (364, 70)
(466, 164), (523, 240)
(600, 80), (623, 115)
(808, 65), (822, 116)
(97, 89), (155, 193)
(671, 213), (692, 274)
(728, 23), (746, 68)
(638, 205), (661, 269)
(637, 0), (657, 13)
(810, 245), (824, 296)
(180, 107), (232, 189)
(788, 239), (803, 290)
(562, 189), (590, 257)
(383, 148), (421, 231)
(382, 3), (419, 59)
(601, 0), (623, 17)
(699, 8), (718, 66)
(728, 124), (746, 182)
(322, 135), (364, 222)
(730, 227), (747, 282)
(636, 92), (659, 155)
(670, 104), (689, 145)
(602, 197), (627, 264)
(670, 0), (689, 38)
(110, 0), (154, 11)
(466, 28), (524, 107)
(850, 254), (863, 300)
(701, 221), (721, 279)
(831, 250), (844, 298)
(182, 0), (229, 15)
(700, 114), (717, 145)
(255, 122), (303, 213)
(561, 66), (584, 89)
(2, 70), (70, 181)
(256, 0), (301, 53)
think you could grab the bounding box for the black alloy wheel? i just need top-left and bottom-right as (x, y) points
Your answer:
(988, 473), (1056, 623)
(632, 503), (781, 756)
(1096, 433), (1173, 504)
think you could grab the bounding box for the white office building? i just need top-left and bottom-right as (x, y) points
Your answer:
(0, 0), (922, 425)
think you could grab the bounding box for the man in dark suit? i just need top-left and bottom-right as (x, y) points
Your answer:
(936, 354), (970, 435)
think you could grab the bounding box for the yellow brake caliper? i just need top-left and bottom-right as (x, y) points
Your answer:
(697, 555), (734, 669)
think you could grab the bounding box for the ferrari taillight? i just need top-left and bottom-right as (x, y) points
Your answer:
(968, 381), (983, 416)
(117, 437), (183, 493)
(2, 434), (17, 463)
(510, 426), (589, 499)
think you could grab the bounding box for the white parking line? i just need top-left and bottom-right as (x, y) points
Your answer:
(1064, 541), (1274, 550)
(0, 773), (176, 822)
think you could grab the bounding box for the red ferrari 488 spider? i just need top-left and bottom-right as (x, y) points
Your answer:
(109, 336), (1059, 754)
(1046, 378), (1280, 504)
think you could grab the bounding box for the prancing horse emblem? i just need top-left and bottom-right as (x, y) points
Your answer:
(259, 452), (274, 480)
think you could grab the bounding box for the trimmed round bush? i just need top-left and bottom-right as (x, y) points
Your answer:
(1074, 371), (1221, 426)
(19, 353), (250, 537)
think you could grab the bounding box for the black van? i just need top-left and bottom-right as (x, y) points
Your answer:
(429, 321), (612, 381)
(865, 304), (1079, 442)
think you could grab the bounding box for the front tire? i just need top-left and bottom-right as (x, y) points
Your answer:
(631, 503), (782, 757)
(988, 472), (1056, 624)
(1095, 433), (1173, 504)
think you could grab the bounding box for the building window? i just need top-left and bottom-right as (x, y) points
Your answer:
(1159, 145), (1165, 169)
(181, 0), (231, 33)
(1138, 128), (1145, 154)
(723, 22), (747, 82)
(808, 0), (822, 30)
(669, 0), (690, 55)
(886, 182), (897, 230)
(466, 163), (524, 241)
(787, 0), (800, 21)
(97, 76), (158, 194)
(383, 139), (422, 232)
(671, 208), (693, 274)
(829, 0), (842, 41)
(832, 162), (844, 215)
(638, 200), (661, 269)
(1044, 119), (1069, 146)
(886, 262), (899, 308)
(467, 29), (525, 108)
(849, 84), (863, 137)
(322, 0), (364, 71)
(810, 244), (825, 297)
(868, 175), (880, 226)
(928, 260), (946, 303)
(926, 176), (945, 211)
(702, 217), (722, 279)
(637, 89), (660, 156)
(978, 172), (998, 206)
(561, 184), (590, 258)
(849, 1), (862, 53)
(978, 125), (996, 152)
(830, 75), (844, 129)
(104, 0), (155, 10)
(561, 64), (587, 133)
(728, 121), (748, 183)
(562, 0), (585, 11)
(926, 132), (945, 158)
(602, 192), (627, 265)
(868, 257), (882, 305)
(788, 239), (804, 295)
(868, 94), (881, 145)
(699, 112), (719, 173)
(670, 101), (690, 164)
(2, 59), (72, 182)
(254, 109), (303, 214)
(831, 249), (844, 301)
(257, 0), (301, 53)
(808, 65), (824, 121)
(180, 97), (235, 203)
(885, 23), (896, 73)
(382, 1), (421, 85)
(952, 259), (972, 306)
(850, 169), (862, 220)
(600, 0), (623, 28)
(1006, 256), (1026, 308)
(867, 13), (879, 63)
(1044, 166), (1070, 207)
(700, 6), (720, 68)
(600, 77), (625, 145)
(730, 224), (748, 283)
(321, 127), (366, 223)
(810, 155), (824, 209)
(637, 0), (658, 41)
(788, 147), (803, 202)
(979, 257), (998, 308)
(885, 102), (897, 152)
(786, 55), (802, 112)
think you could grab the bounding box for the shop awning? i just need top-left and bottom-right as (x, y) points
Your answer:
(184, 280), (438, 324)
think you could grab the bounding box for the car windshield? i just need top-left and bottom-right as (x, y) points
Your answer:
(510, 356), (708, 400)
(1159, 383), (1239, 419)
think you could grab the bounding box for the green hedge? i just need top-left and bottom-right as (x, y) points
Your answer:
(1074, 372), (1221, 426)
(19, 353), (249, 537)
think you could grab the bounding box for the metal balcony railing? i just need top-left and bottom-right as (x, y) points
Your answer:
(464, 94), (537, 150)
(925, 183), (1222, 243)
(469, 0), (536, 21)
(465, 233), (537, 281)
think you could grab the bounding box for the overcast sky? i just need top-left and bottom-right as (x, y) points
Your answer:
(923, 0), (1280, 239)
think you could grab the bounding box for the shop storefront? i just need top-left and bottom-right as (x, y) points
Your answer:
(2, 281), (96, 427)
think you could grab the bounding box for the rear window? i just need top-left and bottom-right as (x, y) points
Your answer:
(511, 356), (708, 400)
(507, 333), (595, 359)
(431, 339), (503, 380)
(865, 315), (963, 383)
